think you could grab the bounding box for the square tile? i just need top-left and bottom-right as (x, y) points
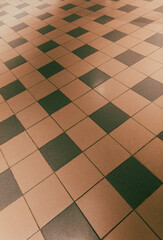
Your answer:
(131, 77), (163, 101)
(19, 70), (45, 89)
(74, 90), (108, 115)
(25, 174), (72, 228)
(135, 138), (163, 181)
(64, 14), (81, 23)
(0, 151), (8, 174)
(94, 15), (114, 24)
(38, 90), (71, 115)
(103, 30), (127, 42)
(8, 37), (27, 48)
(57, 153), (102, 200)
(67, 60), (93, 77)
(132, 58), (162, 75)
(49, 69), (75, 88)
(88, 4), (104, 12)
(154, 6), (163, 13)
(115, 50), (144, 66)
(133, 103), (163, 135)
(104, 212), (159, 240)
(0, 169), (22, 211)
(38, 40), (59, 53)
(0, 80), (26, 100)
(42, 203), (99, 240)
(110, 119), (154, 154)
(14, 12), (28, 19)
(38, 61), (64, 78)
(67, 117), (105, 151)
(40, 133), (81, 172)
(37, 25), (56, 35)
(61, 3), (76, 11)
(4, 55), (27, 70)
(11, 150), (53, 193)
(12, 23), (28, 32)
(16, 102), (48, 129)
(106, 156), (162, 208)
(56, 52), (80, 68)
(137, 186), (163, 239)
(77, 179), (131, 238)
(85, 135), (130, 176)
(73, 44), (97, 59)
(130, 17), (153, 27)
(0, 115), (24, 145)
(112, 90), (150, 116)
(0, 102), (13, 122)
(37, 12), (53, 20)
(79, 68), (110, 88)
(118, 4), (137, 12)
(90, 102), (130, 134)
(85, 51), (110, 67)
(98, 59), (127, 77)
(149, 48), (163, 64)
(67, 27), (88, 38)
(1, 131), (37, 167)
(145, 33), (163, 47)
(0, 197), (38, 240)
(27, 117), (63, 148)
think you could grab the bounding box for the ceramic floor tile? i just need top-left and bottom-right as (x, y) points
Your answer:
(98, 59), (127, 77)
(77, 179), (131, 238)
(115, 50), (144, 67)
(67, 60), (94, 77)
(25, 174), (73, 228)
(0, 151), (8, 174)
(0, 102), (13, 121)
(145, 33), (163, 47)
(0, 197), (38, 240)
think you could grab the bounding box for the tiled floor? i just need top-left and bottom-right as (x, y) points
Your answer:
(0, 0), (163, 239)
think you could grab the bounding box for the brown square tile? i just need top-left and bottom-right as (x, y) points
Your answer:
(132, 42), (159, 56)
(85, 51), (110, 67)
(29, 80), (57, 100)
(47, 46), (69, 60)
(7, 90), (35, 113)
(56, 52), (80, 68)
(22, 47), (42, 61)
(27, 117), (63, 148)
(74, 90), (108, 115)
(117, 35), (141, 48)
(63, 38), (84, 51)
(85, 135), (130, 176)
(112, 90), (150, 116)
(137, 186), (163, 239)
(131, 28), (155, 40)
(1, 132), (37, 167)
(77, 179), (131, 238)
(104, 212), (159, 240)
(60, 79), (90, 101)
(110, 119), (154, 154)
(78, 32), (98, 43)
(52, 103), (86, 130)
(95, 78), (128, 101)
(151, 68), (163, 84)
(19, 70), (45, 89)
(0, 197), (38, 240)
(0, 151), (8, 174)
(98, 59), (127, 77)
(154, 95), (163, 108)
(67, 60), (94, 77)
(11, 150), (53, 193)
(133, 103), (163, 134)
(101, 43), (126, 58)
(149, 48), (163, 64)
(89, 37), (111, 50)
(30, 54), (52, 68)
(57, 153), (102, 200)
(114, 67), (146, 88)
(132, 58), (162, 75)
(25, 174), (73, 227)
(0, 71), (16, 88)
(28, 231), (45, 240)
(49, 69), (75, 88)
(11, 62), (35, 79)
(0, 102), (13, 121)
(135, 138), (163, 181)
(66, 117), (106, 151)
(16, 102), (48, 129)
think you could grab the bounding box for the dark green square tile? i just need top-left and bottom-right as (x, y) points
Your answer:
(73, 44), (97, 59)
(0, 80), (26, 100)
(37, 25), (56, 34)
(11, 22), (28, 32)
(106, 157), (162, 208)
(94, 15), (114, 24)
(64, 14), (81, 23)
(37, 12), (53, 20)
(38, 90), (71, 114)
(40, 133), (81, 172)
(103, 30), (127, 42)
(61, 3), (76, 10)
(4, 55), (27, 70)
(38, 61), (64, 78)
(38, 40), (59, 53)
(130, 17), (153, 27)
(90, 102), (130, 133)
(131, 77), (163, 101)
(79, 68), (110, 88)
(145, 33), (163, 47)
(8, 37), (27, 48)
(0, 169), (22, 211)
(42, 203), (99, 240)
(115, 50), (144, 66)
(87, 4), (104, 12)
(118, 4), (137, 12)
(67, 27), (88, 38)
(0, 115), (24, 145)
(157, 131), (163, 141)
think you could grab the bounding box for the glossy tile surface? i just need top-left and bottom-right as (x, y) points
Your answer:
(0, 0), (162, 239)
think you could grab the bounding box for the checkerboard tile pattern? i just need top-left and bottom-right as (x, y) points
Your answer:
(0, 0), (162, 239)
